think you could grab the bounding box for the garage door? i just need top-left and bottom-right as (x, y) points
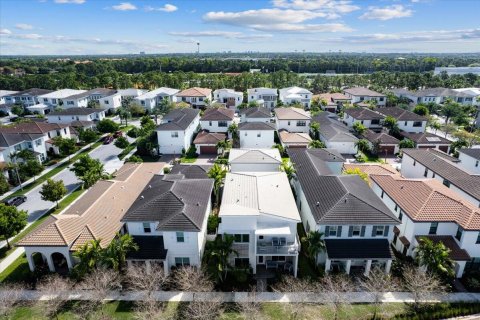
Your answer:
(438, 145), (449, 153)
(378, 145), (395, 155)
(200, 145), (217, 154)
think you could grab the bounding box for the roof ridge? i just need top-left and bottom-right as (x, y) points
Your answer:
(347, 192), (398, 222)
(53, 221), (69, 246)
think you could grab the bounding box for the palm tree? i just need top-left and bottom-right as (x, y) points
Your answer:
(227, 123), (239, 147)
(308, 140), (325, 149)
(309, 122), (320, 140)
(355, 139), (370, 153)
(280, 160), (295, 180)
(207, 164), (227, 207)
(117, 107), (131, 126)
(73, 239), (103, 277)
(352, 122), (367, 136)
(301, 230), (326, 265)
(101, 233), (138, 271)
(8, 152), (23, 191)
(206, 234), (238, 283)
(415, 237), (455, 279)
(429, 120), (441, 134)
(216, 140), (231, 157)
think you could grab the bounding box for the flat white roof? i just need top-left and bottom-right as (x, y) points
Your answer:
(38, 89), (86, 99)
(27, 103), (50, 110)
(136, 87), (180, 100)
(219, 172), (301, 221)
(229, 148), (281, 164)
(255, 226), (292, 235)
(0, 90), (18, 97)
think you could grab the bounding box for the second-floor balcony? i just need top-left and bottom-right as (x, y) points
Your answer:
(256, 235), (299, 255)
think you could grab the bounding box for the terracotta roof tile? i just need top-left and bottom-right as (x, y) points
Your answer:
(177, 87), (211, 97)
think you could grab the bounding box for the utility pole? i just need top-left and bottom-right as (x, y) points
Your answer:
(197, 42), (200, 54)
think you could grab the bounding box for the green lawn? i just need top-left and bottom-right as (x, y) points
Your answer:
(180, 157), (197, 163)
(0, 254), (31, 283)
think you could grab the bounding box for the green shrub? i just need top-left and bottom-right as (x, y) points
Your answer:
(127, 127), (139, 138)
(214, 158), (228, 165)
(185, 145), (197, 158)
(125, 155), (143, 163)
(207, 215), (220, 234)
(163, 167), (171, 174)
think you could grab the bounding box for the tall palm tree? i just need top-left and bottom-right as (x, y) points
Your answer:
(216, 140), (231, 157)
(301, 230), (326, 265)
(280, 160), (295, 180)
(308, 140), (326, 149)
(227, 123), (239, 146)
(415, 236), (454, 279)
(309, 122), (320, 140)
(207, 164), (227, 207)
(206, 234), (238, 283)
(8, 152), (23, 191)
(73, 239), (103, 277)
(101, 233), (138, 271)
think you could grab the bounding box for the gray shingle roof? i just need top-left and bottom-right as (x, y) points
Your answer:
(121, 175), (213, 232)
(401, 132), (451, 145)
(363, 130), (399, 145)
(169, 164), (211, 179)
(459, 148), (480, 160)
(325, 239), (393, 259)
(343, 87), (385, 97)
(375, 107), (427, 121)
(14, 88), (53, 96)
(201, 108), (234, 121)
(402, 148), (480, 200)
(238, 122), (275, 130)
(344, 107), (384, 120)
(48, 107), (104, 116)
(0, 132), (43, 147)
(289, 149), (399, 225)
(240, 107), (271, 118)
(313, 113), (358, 143)
(156, 108), (200, 131)
(86, 88), (118, 97)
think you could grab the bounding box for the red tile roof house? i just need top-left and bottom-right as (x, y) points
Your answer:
(176, 87), (212, 109)
(0, 121), (73, 158)
(193, 130), (226, 155)
(200, 108), (234, 133)
(313, 93), (351, 113)
(371, 174), (480, 278)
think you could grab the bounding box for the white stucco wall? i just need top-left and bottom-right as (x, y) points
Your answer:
(275, 119), (310, 133)
(200, 120), (232, 133)
(458, 152), (480, 174)
(239, 130), (274, 148)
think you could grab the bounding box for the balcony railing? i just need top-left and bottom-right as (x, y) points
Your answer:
(256, 241), (299, 255)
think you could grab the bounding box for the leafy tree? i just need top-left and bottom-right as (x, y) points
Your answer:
(101, 233), (138, 271)
(344, 167), (369, 184)
(96, 118), (120, 133)
(78, 128), (99, 144)
(352, 122), (367, 135)
(20, 159), (44, 182)
(140, 115), (156, 131)
(0, 204), (27, 249)
(301, 230), (325, 265)
(207, 164), (227, 207)
(415, 236), (455, 279)
(442, 123), (458, 138)
(247, 100), (259, 108)
(40, 179), (67, 208)
(16, 149), (35, 161)
(205, 234), (238, 283)
(114, 136), (130, 149)
(126, 127), (139, 138)
(309, 121), (320, 139)
(355, 139), (370, 153)
(399, 138), (415, 149)
(10, 105), (24, 116)
(308, 140), (326, 148)
(216, 140), (230, 157)
(70, 154), (106, 189)
(442, 99), (460, 124)
(452, 129), (480, 147)
(116, 107), (131, 126)
(73, 239), (103, 277)
(125, 155), (143, 163)
(413, 105), (429, 116)
(383, 115), (400, 135)
(450, 138), (469, 157)
(0, 174), (9, 195)
(128, 103), (146, 117)
(53, 137), (77, 160)
(429, 119), (441, 134)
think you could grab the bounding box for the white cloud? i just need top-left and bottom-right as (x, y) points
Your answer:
(0, 29), (12, 35)
(169, 31), (273, 40)
(111, 2), (137, 11)
(359, 5), (413, 21)
(15, 23), (34, 30)
(145, 4), (178, 12)
(54, 0), (86, 4)
(272, 0), (359, 13)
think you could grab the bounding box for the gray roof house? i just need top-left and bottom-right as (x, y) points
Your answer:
(313, 113), (358, 154)
(239, 106), (272, 123)
(289, 148), (399, 276)
(229, 148), (281, 172)
(156, 108), (201, 155)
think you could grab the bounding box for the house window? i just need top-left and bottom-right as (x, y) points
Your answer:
(56, 130), (61, 136)
(67, 101), (74, 105)
(143, 222), (151, 233)
(379, 97), (384, 102)
(287, 121), (291, 125)
(171, 132), (179, 138)
(398, 211), (403, 222)
(176, 232), (185, 243)
(209, 121), (212, 126)
(175, 257), (190, 267)
(375, 226), (385, 236)
(233, 234), (249, 243)
(235, 258), (250, 268)
(424, 168), (428, 177)
(271, 256), (286, 262)
(476, 232), (480, 244)
(476, 160), (479, 168)
(326, 226), (341, 237)
(351, 226), (361, 237)
(413, 121), (422, 127)
(35, 139), (42, 146)
(381, 191), (384, 198)
(432, 173), (436, 178)
(455, 226), (463, 241)
(429, 222), (438, 235)
(443, 179), (450, 188)
(218, 121), (228, 127)
(404, 121), (408, 126)
(297, 121), (306, 127)
(43, 98), (48, 102)
(64, 128), (67, 134)
(244, 132), (248, 136)
(371, 119), (380, 125)
(257, 132), (261, 137)
(394, 204), (398, 212)
(104, 100), (109, 104)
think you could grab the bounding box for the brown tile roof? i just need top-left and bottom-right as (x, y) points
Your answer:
(17, 162), (164, 249)
(274, 107), (310, 120)
(201, 108), (234, 121)
(279, 131), (312, 145)
(177, 87), (212, 97)
(313, 93), (350, 102)
(343, 87), (385, 97)
(193, 131), (226, 145)
(371, 175), (480, 230)
(343, 163), (398, 176)
(375, 107), (428, 121)
(0, 122), (69, 134)
(363, 130), (400, 145)
(415, 235), (470, 261)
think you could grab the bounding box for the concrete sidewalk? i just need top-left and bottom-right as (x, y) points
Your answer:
(1, 290), (480, 303)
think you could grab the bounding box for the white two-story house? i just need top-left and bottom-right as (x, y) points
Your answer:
(200, 108), (234, 133)
(343, 87), (386, 106)
(156, 108), (200, 155)
(10, 88), (53, 107)
(375, 107), (427, 133)
(289, 149), (400, 276)
(134, 87), (180, 111)
(457, 148), (480, 174)
(247, 88), (278, 109)
(0, 132), (47, 163)
(47, 107), (106, 124)
(274, 107), (311, 133)
(38, 89), (89, 109)
(122, 173), (214, 273)
(279, 86), (313, 109)
(238, 122), (275, 149)
(372, 174), (480, 278)
(213, 88), (243, 110)
(0, 90), (17, 105)
(240, 107), (272, 123)
(401, 148), (480, 207)
(219, 171), (301, 277)
(176, 87), (212, 109)
(87, 88), (122, 110)
(343, 107), (384, 131)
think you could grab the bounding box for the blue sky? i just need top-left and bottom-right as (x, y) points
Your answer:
(0, 0), (479, 55)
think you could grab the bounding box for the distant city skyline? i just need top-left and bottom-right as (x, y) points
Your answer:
(0, 0), (479, 55)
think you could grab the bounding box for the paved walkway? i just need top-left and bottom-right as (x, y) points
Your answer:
(1, 290), (480, 303)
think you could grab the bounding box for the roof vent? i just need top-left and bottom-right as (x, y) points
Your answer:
(316, 201), (320, 206)
(344, 198), (347, 203)
(196, 202), (200, 206)
(140, 195), (144, 199)
(148, 185), (152, 189)
(400, 185), (404, 189)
